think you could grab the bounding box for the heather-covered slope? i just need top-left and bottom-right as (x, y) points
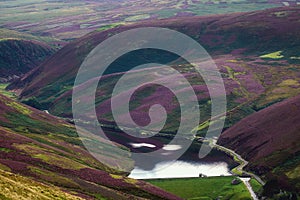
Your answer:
(0, 169), (83, 200)
(9, 6), (300, 132)
(218, 94), (300, 195)
(11, 6), (300, 96)
(0, 38), (54, 82)
(0, 94), (180, 199)
(0, 0), (289, 40)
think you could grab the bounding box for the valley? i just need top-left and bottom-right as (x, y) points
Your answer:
(0, 1), (299, 200)
(0, 93), (183, 199)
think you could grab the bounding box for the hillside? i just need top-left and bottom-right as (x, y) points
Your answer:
(0, 169), (83, 200)
(1, 4), (300, 199)
(0, 28), (64, 47)
(0, 28), (66, 82)
(218, 94), (300, 196)
(0, 38), (54, 82)
(0, 93), (180, 199)
(0, 0), (290, 40)
(8, 6), (300, 132)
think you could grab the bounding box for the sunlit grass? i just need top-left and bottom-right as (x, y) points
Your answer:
(285, 165), (300, 179)
(15, 143), (88, 170)
(278, 79), (300, 87)
(260, 51), (284, 59)
(147, 176), (252, 200)
(0, 169), (83, 200)
(0, 84), (17, 100)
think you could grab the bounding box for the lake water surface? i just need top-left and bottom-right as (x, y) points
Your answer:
(129, 160), (231, 179)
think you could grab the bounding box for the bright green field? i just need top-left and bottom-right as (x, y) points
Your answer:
(146, 176), (252, 200)
(249, 178), (263, 194)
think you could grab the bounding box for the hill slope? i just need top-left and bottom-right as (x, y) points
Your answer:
(9, 6), (300, 132)
(218, 94), (300, 195)
(0, 28), (63, 46)
(0, 169), (83, 200)
(0, 93), (180, 199)
(0, 38), (54, 82)
(0, 0), (290, 40)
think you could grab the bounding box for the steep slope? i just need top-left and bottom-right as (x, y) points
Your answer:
(218, 94), (300, 194)
(0, 169), (83, 200)
(8, 6), (300, 133)
(0, 94), (180, 200)
(11, 6), (300, 98)
(0, 38), (54, 82)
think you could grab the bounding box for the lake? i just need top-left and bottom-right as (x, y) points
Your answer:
(129, 160), (231, 179)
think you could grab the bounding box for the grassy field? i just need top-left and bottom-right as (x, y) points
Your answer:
(147, 176), (252, 200)
(249, 179), (263, 194)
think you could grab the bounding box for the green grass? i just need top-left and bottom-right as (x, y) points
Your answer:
(249, 178), (263, 194)
(260, 51), (284, 59)
(0, 148), (12, 153)
(96, 23), (126, 32)
(0, 84), (17, 100)
(231, 167), (243, 176)
(1, 112), (75, 137)
(147, 176), (252, 200)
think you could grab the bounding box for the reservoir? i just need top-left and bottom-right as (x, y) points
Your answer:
(129, 160), (231, 179)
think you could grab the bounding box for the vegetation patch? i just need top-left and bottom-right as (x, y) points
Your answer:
(250, 178), (263, 194)
(124, 14), (151, 22)
(5, 101), (32, 115)
(0, 147), (12, 153)
(15, 143), (88, 170)
(28, 166), (80, 189)
(278, 79), (299, 87)
(260, 51), (284, 59)
(96, 23), (126, 32)
(285, 165), (300, 179)
(110, 174), (123, 179)
(0, 163), (11, 172)
(0, 84), (17, 99)
(0, 169), (83, 199)
(124, 178), (138, 185)
(147, 176), (252, 200)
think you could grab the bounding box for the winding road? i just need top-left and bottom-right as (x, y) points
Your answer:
(214, 144), (265, 200)
(214, 144), (265, 185)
